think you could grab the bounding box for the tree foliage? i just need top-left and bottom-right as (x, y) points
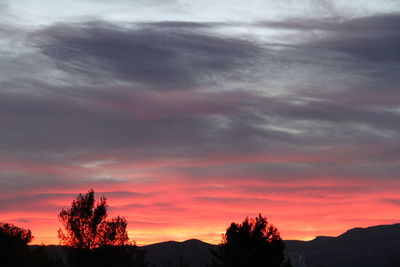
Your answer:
(0, 223), (59, 267)
(58, 189), (129, 249)
(0, 223), (33, 245)
(210, 214), (286, 267)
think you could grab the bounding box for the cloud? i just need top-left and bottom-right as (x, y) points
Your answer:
(260, 13), (400, 62)
(381, 198), (400, 206)
(194, 196), (281, 205)
(1, 12), (400, 244)
(2, 13), (400, 185)
(34, 21), (263, 89)
(0, 190), (153, 213)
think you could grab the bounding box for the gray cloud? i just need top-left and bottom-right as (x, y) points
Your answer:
(194, 196), (282, 205)
(1, 14), (400, 195)
(381, 198), (400, 206)
(261, 13), (400, 62)
(259, 13), (399, 31)
(34, 21), (263, 89)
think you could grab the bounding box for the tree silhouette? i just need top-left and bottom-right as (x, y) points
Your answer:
(210, 214), (286, 267)
(58, 189), (148, 267)
(0, 223), (32, 245)
(58, 189), (129, 249)
(0, 223), (60, 267)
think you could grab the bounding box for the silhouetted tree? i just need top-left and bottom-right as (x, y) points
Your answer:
(0, 223), (60, 267)
(0, 223), (32, 245)
(58, 189), (129, 249)
(209, 214), (286, 267)
(58, 189), (147, 267)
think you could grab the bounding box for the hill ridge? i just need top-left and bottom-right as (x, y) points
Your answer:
(34, 222), (400, 267)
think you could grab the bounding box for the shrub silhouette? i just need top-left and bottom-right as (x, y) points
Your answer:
(58, 189), (129, 249)
(209, 214), (286, 267)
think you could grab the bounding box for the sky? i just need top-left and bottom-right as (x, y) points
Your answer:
(1, 0), (400, 245)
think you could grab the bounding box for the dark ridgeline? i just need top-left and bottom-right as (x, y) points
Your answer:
(285, 223), (400, 267)
(144, 214), (291, 267)
(144, 239), (215, 267)
(143, 223), (400, 267)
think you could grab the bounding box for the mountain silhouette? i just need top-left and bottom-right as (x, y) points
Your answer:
(285, 223), (400, 267)
(143, 223), (400, 267)
(143, 239), (215, 267)
(33, 223), (400, 267)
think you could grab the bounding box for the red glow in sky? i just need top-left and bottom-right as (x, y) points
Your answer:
(2, 155), (400, 245)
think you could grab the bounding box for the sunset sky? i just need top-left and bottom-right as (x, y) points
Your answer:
(1, 0), (400, 245)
